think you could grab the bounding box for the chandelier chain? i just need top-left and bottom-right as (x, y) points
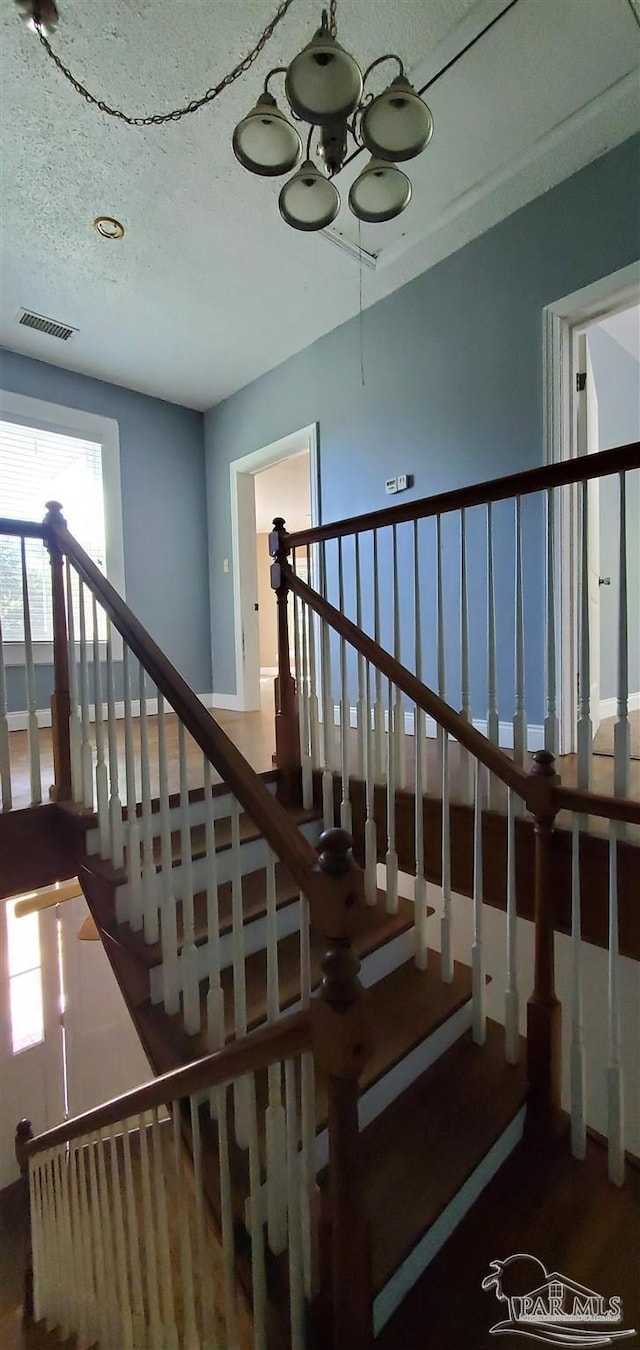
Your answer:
(329, 0), (338, 36)
(34, 0), (298, 127)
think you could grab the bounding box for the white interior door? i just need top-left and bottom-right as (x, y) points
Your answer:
(576, 332), (601, 735)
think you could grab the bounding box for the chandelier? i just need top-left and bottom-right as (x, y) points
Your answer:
(15, 0), (433, 232)
(233, 2), (433, 231)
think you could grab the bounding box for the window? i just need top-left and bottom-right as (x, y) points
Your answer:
(5, 895), (45, 1053)
(0, 390), (125, 660)
(0, 421), (106, 641)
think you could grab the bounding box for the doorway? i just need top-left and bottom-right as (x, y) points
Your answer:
(229, 425), (320, 711)
(544, 262), (640, 756)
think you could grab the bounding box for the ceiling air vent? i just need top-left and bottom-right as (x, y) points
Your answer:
(17, 308), (78, 341)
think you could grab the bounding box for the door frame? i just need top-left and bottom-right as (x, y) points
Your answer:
(229, 423), (320, 712)
(542, 261), (640, 755)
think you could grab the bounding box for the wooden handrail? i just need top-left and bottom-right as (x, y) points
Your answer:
(285, 564), (531, 799)
(286, 442), (640, 548)
(46, 515), (319, 897)
(0, 518), (47, 540)
(26, 1010), (312, 1157)
(552, 785), (640, 825)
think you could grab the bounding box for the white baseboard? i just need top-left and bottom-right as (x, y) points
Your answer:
(330, 703), (545, 753)
(599, 691), (640, 720)
(7, 693), (217, 733)
(209, 691), (245, 711)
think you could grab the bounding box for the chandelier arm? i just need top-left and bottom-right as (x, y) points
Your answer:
(263, 66), (288, 95)
(33, 0), (299, 127)
(306, 125), (314, 159)
(361, 53), (404, 89)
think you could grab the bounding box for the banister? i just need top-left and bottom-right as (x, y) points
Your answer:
(285, 563), (531, 799)
(0, 518), (47, 539)
(46, 515), (319, 896)
(26, 1009), (312, 1157)
(552, 785), (640, 826)
(286, 441), (640, 548)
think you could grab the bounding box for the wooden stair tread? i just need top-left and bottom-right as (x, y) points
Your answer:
(349, 1019), (527, 1293)
(376, 1134), (640, 1350)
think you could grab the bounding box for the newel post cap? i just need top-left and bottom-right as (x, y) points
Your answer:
(43, 500), (66, 528)
(15, 1119), (33, 1173)
(526, 749), (560, 818)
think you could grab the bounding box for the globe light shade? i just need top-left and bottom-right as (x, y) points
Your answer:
(361, 76), (433, 162)
(348, 157), (411, 224)
(278, 160), (341, 232)
(232, 93), (302, 177)
(285, 24), (363, 125)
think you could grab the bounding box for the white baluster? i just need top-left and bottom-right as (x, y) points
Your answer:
(203, 758), (224, 1078)
(171, 1103), (198, 1349)
(265, 848), (288, 1253)
(158, 694), (179, 1015)
(440, 734), (453, 983)
(123, 646), (142, 930)
(87, 1134), (110, 1345)
(570, 817), (586, 1160)
(544, 487), (559, 755)
(306, 554), (321, 770)
(106, 620), (124, 867)
(67, 1144), (88, 1345)
(216, 1083), (239, 1346)
(372, 530), (385, 783)
(355, 535), (366, 782)
(139, 666), (158, 944)
(321, 609), (334, 830)
(607, 822), (625, 1187)
(412, 517), (428, 968)
(52, 1149), (72, 1340)
(513, 496), (526, 768)
(247, 1075), (268, 1350)
(299, 1047), (319, 1299)
(487, 503), (499, 808)
(151, 1109), (179, 1350)
(190, 1095), (218, 1347)
(459, 508), (472, 801)
(295, 584), (313, 810)
(21, 538), (41, 805)
(614, 472), (629, 802)
(96, 1127), (120, 1341)
(64, 561), (82, 804)
(364, 660), (378, 907)
(78, 579), (94, 811)
(76, 1142), (99, 1342)
(178, 721), (200, 1035)
(91, 595), (109, 858)
(29, 1160), (43, 1323)
(107, 1131), (134, 1350)
(504, 789), (520, 1063)
(385, 677), (398, 914)
(472, 758), (486, 1045)
(0, 610), (11, 809)
(138, 1114), (163, 1347)
(392, 525), (405, 790)
(338, 539), (351, 832)
(285, 1057), (305, 1350)
(122, 1119), (147, 1350)
(436, 515), (445, 781)
(577, 480), (592, 790)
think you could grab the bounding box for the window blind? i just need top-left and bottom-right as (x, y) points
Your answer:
(0, 420), (106, 642)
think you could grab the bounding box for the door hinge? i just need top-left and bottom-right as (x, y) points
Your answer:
(576, 372), (586, 392)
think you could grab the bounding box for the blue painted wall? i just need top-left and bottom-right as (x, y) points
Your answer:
(588, 324), (640, 702)
(204, 135), (640, 726)
(0, 349), (211, 707)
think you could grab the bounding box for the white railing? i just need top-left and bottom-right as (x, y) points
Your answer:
(28, 1018), (316, 1350)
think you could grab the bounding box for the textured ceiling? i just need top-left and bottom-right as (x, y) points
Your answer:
(1, 0), (639, 409)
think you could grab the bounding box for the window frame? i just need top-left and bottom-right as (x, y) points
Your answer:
(0, 389), (125, 665)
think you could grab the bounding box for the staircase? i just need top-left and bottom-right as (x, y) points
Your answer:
(1, 445), (639, 1350)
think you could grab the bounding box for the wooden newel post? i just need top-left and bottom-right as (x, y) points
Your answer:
(525, 749), (563, 1142)
(309, 828), (373, 1350)
(15, 1118), (34, 1323)
(269, 517), (301, 805)
(43, 501), (72, 803)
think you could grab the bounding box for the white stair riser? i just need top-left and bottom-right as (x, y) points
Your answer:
(115, 817), (322, 911)
(149, 898), (303, 1005)
(249, 995), (474, 1228)
(372, 1106), (526, 1336)
(85, 782), (279, 856)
